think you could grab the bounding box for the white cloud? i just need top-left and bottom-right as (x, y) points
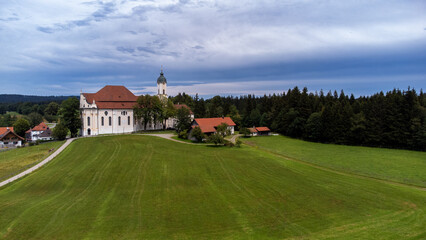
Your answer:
(132, 74), (426, 97)
(1, 0), (425, 72)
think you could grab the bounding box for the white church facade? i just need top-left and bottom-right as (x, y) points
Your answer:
(80, 71), (192, 136)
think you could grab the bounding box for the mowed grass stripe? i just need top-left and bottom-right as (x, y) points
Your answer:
(242, 135), (426, 187)
(0, 135), (425, 239)
(0, 141), (65, 180)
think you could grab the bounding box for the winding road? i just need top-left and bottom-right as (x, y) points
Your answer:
(0, 138), (75, 188)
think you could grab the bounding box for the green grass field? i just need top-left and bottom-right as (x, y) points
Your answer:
(0, 135), (424, 239)
(0, 141), (64, 180)
(242, 135), (426, 188)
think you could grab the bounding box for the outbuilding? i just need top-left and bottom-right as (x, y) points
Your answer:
(255, 127), (271, 136)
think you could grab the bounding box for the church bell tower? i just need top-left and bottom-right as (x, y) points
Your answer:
(157, 67), (167, 100)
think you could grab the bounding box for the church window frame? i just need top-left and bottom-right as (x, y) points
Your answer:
(118, 116), (121, 126)
(87, 116), (90, 126)
(101, 117), (104, 126)
(128, 116), (130, 125)
(109, 116), (112, 126)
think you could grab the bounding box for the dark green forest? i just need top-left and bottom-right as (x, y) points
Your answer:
(0, 88), (424, 151)
(172, 87), (426, 151)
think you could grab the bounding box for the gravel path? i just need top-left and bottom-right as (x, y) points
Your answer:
(140, 134), (202, 145)
(0, 138), (75, 188)
(229, 134), (243, 144)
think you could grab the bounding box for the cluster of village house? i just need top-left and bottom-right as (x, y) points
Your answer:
(1, 70), (270, 148)
(0, 122), (53, 148)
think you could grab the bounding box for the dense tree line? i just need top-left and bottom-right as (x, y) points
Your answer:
(0, 96), (79, 140)
(0, 101), (62, 126)
(171, 88), (426, 151)
(0, 94), (70, 103)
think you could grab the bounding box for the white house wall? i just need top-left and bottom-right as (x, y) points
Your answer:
(81, 109), (137, 136)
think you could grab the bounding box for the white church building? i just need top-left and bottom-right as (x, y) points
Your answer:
(80, 70), (192, 136)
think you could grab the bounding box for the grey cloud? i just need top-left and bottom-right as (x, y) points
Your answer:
(0, 17), (19, 22)
(92, 2), (116, 20)
(37, 1), (117, 33)
(117, 46), (135, 54)
(193, 45), (204, 49)
(37, 26), (55, 34)
(137, 47), (156, 54)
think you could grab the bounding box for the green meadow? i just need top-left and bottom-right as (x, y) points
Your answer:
(242, 135), (426, 187)
(0, 141), (64, 180)
(0, 135), (424, 239)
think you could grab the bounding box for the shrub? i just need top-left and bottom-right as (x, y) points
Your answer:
(29, 142), (35, 146)
(178, 130), (188, 139)
(208, 134), (224, 145)
(190, 126), (205, 142)
(235, 139), (242, 147)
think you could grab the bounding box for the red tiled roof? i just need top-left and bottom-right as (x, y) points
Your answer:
(193, 117), (236, 133)
(256, 127), (271, 132)
(82, 85), (138, 109)
(192, 124), (216, 133)
(32, 122), (49, 131)
(83, 85), (138, 102)
(0, 128), (24, 141)
(174, 104), (193, 114)
(0, 127), (13, 136)
(248, 127), (257, 133)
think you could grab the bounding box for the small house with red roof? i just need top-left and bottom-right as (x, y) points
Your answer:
(25, 122), (53, 142)
(190, 117), (236, 137)
(0, 127), (24, 148)
(248, 126), (271, 136)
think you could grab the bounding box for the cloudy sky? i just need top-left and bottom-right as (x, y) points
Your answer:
(0, 0), (425, 97)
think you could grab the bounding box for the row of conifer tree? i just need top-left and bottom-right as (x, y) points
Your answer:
(172, 87), (426, 151)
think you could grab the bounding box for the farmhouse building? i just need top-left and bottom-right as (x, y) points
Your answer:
(190, 117), (236, 135)
(0, 127), (24, 148)
(248, 126), (271, 136)
(80, 70), (192, 136)
(25, 122), (53, 142)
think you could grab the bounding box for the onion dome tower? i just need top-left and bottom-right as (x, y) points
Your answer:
(157, 67), (167, 100)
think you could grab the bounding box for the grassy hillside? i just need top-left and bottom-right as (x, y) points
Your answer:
(0, 135), (424, 239)
(0, 141), (64, 180)
(242, 135), (426, 187)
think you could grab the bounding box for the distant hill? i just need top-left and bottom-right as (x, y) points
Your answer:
(0, 94), (76, 103)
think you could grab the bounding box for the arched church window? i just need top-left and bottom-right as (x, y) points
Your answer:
(105, 111), (108, 116)
(128, 116), (130, 125)
(101, 117), (104, 126)
(109, 116), (112, 126)
(118, 116), (121, 126)
(87, 117), (90, 126)
(163, 89), (165, 94)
